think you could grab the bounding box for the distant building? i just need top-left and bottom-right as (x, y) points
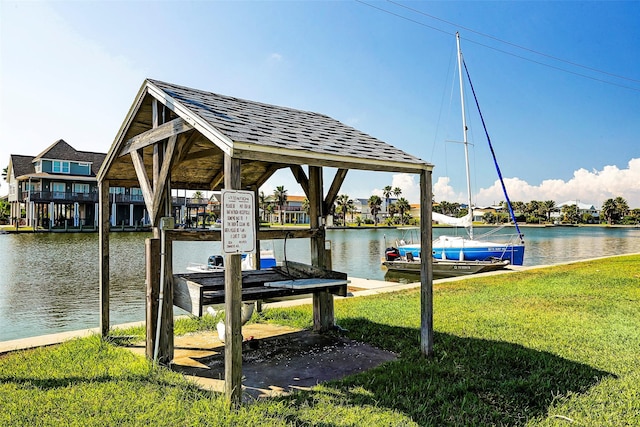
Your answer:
(263, 194), (309, 224)
(6, 140), (107, 228)
(551, 200), (599, 222)
(6, 139), (218, 230)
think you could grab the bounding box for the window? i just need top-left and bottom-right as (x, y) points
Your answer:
(131, 187), (144, 201)
(52, 182), (66, 199)
(34, 161), (42, 173)
(109, 187), (125, 194)
(52, 161), (70, 174)
(73, 183), (89, 193)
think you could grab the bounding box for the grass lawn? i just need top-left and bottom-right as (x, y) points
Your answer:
(1, 254), (639, 426)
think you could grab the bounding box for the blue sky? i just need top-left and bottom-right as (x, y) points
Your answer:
(1, 1), (638, 207)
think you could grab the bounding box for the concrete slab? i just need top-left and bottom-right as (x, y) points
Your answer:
(166, 323), (397, 400)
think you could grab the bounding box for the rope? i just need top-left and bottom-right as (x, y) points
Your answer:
(462, 60), (524, 243)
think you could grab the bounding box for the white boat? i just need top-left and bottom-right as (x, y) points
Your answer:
(186, 249), (277, 272)
(397, 32), (525, 266)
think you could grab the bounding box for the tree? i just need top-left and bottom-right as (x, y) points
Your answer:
(483, 212), (496, 224)
(542, 200), (556, 222)
(0, 199), (9, 223)
(562, 204), (580, 224)
(368, 195), (382, 226)
(335, 194), (352, 226)
(614, 196), (629, 219)
(259, 191), (268, 222)
(393, 187), (402, 199)
(273, 186), (288, 225)
(192, 191), (203, 200)
(396, 197), (411, 225)
(601, 198), (617, 225)
(382, 185), (392, 214)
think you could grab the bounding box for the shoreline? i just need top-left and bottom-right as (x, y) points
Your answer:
(3, 251), (638, 355)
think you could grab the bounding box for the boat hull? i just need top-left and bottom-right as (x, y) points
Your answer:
(382, 258), (510, 279)
(398, 238), (525, 266)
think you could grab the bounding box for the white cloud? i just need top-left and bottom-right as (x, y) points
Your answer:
(268, 53), (283, 62)
(474, 158), (640, 208)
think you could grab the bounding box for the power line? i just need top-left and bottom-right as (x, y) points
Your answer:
(355, 0), (640, 92)
(387, 0), (640, 84)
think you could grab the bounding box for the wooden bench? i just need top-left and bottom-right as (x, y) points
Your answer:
(173, 261), (348, 317)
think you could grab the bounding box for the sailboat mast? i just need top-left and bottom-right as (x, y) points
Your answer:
(456, 32), (474, 239)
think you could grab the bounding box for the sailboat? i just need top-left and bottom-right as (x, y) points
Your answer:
(397, 32), (525, 266)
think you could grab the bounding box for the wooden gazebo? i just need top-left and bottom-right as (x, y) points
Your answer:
(97, 79), (434, 405)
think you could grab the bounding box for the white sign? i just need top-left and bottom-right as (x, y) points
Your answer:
(221, 189), (256, 254)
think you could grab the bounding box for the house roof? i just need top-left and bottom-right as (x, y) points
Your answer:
(9, 155), (35, 179)
(558, 200), (596, 210)
(10, 140), (106, 180)
(99, 79), (432, 190)
(34, 139), (106, 175)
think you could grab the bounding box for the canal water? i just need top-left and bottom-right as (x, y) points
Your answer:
(1, 226), (639, 341)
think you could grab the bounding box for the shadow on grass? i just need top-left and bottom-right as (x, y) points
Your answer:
(276, 317), (614, 426)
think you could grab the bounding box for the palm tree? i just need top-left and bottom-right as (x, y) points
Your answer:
(2, 166), (7, 181)
(368, 195), (382, 226)
(396, 197), (411, 225)
(542, 200), (556, 222)
(601, 198), (616, 225)
(335, 194), (352, 226)
(614, 196), (629, 220)
(273, 186), (288, 225)
(393, 187), (402, 199)
(562, 204), (579, 224)
(382, 185), (392, 215)
(259, 191), (268, 222)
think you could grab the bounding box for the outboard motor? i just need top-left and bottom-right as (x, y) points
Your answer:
(385, 247), (401, 261)
(207, 255), (224, 268)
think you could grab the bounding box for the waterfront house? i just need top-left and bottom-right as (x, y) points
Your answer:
(551, 200), (599, 223)
(6, 140), (106, 229)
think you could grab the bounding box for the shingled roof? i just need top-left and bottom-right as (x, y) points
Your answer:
(100, 78), (432, 190)
(33, 139), (106, 176)
(9, 154), (35, 179)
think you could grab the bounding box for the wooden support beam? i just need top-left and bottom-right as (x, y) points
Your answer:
(420, 169), (434, 357)
(255, 164), (281, 189)
(224, 154), (243, 407)
(145, 238), (160, 359)
(150, 135), (178, 223)
(289, 165), (310, 198)
(131, 149), (156, 222)
(99, 179), (110, 337)
(118, 117), (193, 157)
(309, 166), (334, 332)
(208, 170), (225, 191)
(324, 168), (348, 212)
(164, 227), (320, 243)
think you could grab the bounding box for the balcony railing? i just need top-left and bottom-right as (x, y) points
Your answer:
(23, 191), (99, 203)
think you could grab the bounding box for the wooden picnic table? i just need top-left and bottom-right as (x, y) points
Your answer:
(173, 261), (348, 317)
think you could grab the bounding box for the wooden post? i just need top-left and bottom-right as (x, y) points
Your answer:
(99, 179), (110, 337)
(158, 223), (174, 364)
(420, 169), (434, 356)
(145, 238), (160, 359)
(309, 166), (333, 332)
(224, 154), (243, 407)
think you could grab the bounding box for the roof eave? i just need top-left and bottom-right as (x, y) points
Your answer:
(233, 142), (433, 174)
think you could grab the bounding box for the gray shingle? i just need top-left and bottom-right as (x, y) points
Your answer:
(147, 79), (427, 166)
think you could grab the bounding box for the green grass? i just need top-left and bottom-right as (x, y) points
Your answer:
(2, 255), (639, 426)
